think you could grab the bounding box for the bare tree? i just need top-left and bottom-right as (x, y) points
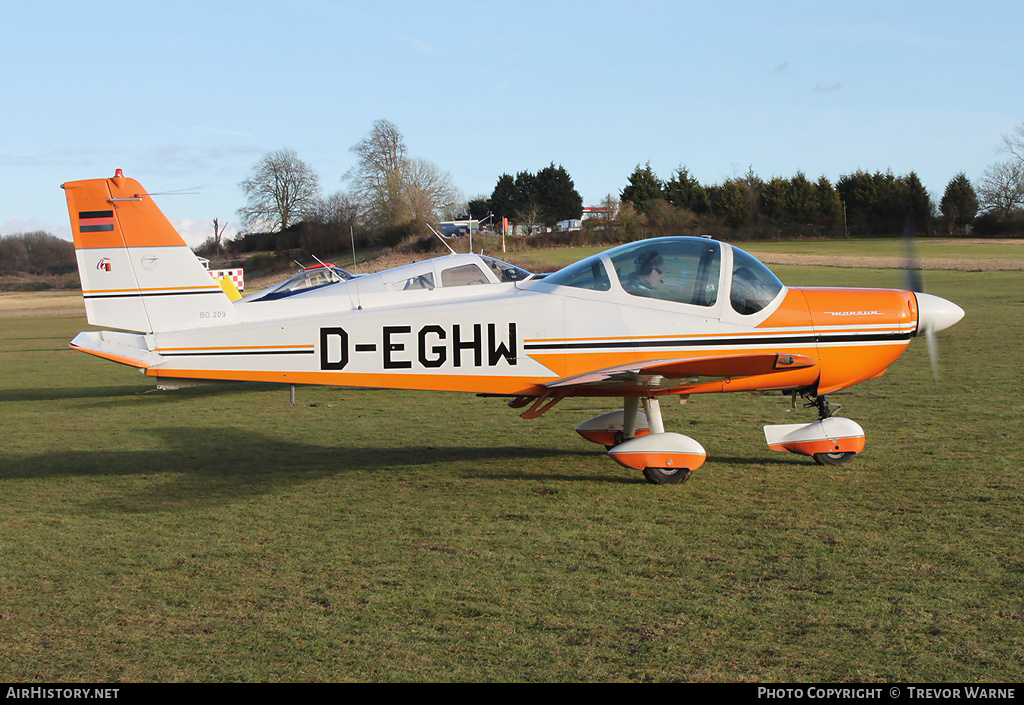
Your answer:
(977, 120), (1024, 217)
(212, 218), (228, 257)
(404, 157), (460, 222)
(348, 119), (409, 226)
(347, 119), (459, 227)
(309, 191), (361, 228)
(300, 191), (362, 258)
(978, 160), (1024, 216)
(998, 120), (1024, 164)
(238, 148), (321, 231)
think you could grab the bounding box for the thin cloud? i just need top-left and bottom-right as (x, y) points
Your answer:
(812, 82), (843, 93)
(185, 124), (259, 139)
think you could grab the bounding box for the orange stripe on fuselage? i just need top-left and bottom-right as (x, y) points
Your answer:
(143, 367), (550, 396)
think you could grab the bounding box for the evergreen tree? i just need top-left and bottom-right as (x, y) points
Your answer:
(939, 173), (978, 234)
(512, 171), (542, 225)
(664, 167), (709, 213)
(786, 172), (818, 223)
(620, 163), (664, 213)
(534, 163), (584, 225)
(759, 177), (789, 222)
(466, 198), (491, 221)
(837, 170), (926, 235)
(815, 176), (843, 233)
(710, 179), (748, 228)
(489, 173), (517, 222)
(902, 171), (933, 232)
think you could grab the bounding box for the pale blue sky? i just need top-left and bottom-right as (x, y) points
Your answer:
(2, 0), (1021, 246)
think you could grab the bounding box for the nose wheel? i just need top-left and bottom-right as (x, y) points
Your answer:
(642, 467), (693, 484)
(764, 394), (866, 465)
(813, 451), (854, 466)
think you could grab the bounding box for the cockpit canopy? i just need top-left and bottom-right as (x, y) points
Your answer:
(247, 254), (533, 303)
(542, 236), (783, 315)
(257, 264), (355, 301)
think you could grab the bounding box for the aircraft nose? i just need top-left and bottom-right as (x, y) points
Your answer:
(915, 292), (965, 335)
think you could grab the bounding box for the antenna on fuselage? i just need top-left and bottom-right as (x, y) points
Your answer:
(309, 254), (343, 283)
(427, 224), (457, 255)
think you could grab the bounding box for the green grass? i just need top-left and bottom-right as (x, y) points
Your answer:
(513, 238), (1024, 271)
(0, 267), (1022, 682)
(741, 237), (1024, 260)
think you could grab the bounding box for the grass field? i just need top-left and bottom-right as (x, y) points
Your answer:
(0, 248), (1022, 682)
(508, 238), (1024, 273)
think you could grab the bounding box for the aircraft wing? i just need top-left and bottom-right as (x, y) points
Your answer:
(546, 353), (816, 391)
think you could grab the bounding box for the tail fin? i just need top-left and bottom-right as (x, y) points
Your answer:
(62, 171), (237, 333)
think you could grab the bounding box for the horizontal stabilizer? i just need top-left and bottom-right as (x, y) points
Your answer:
(69, 330), (163, 369)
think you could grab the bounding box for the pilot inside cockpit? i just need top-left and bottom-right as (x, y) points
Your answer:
(623, 251), (665, 296)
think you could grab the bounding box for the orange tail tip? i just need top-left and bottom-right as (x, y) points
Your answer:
(63, 172), (237, 333)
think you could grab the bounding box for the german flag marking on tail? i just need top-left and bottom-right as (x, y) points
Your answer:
(79, 211), (115, 233)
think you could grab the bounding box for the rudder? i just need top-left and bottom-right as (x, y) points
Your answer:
(62, 170), (237, 333)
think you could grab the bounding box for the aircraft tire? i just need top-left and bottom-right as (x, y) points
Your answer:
(603, 430), (626, 451)
(812, 451), (854, 466)
(642, 467), (693, 485)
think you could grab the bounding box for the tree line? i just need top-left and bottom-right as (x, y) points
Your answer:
(220, 117), (1024, 261)
(0, 232), (75, 279)
(607, 164), (939, 239)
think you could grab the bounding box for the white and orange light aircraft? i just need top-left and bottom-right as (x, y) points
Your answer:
(63, 171), (964, 484)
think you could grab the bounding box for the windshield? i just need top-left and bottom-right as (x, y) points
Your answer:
(730, 246), (783, 314)
(480, 255), (532, 282)
(257, 265), (354, 301)
(541, 254), (611, 291)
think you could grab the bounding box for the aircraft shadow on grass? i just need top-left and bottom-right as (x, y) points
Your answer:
(0, 426), (645, 512)
(0, 382), (259, 403)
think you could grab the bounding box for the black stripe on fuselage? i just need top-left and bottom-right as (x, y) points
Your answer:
(158, 350), (315, 357)
(84, 290), (223, 299)
(523, 331), (912, 352)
